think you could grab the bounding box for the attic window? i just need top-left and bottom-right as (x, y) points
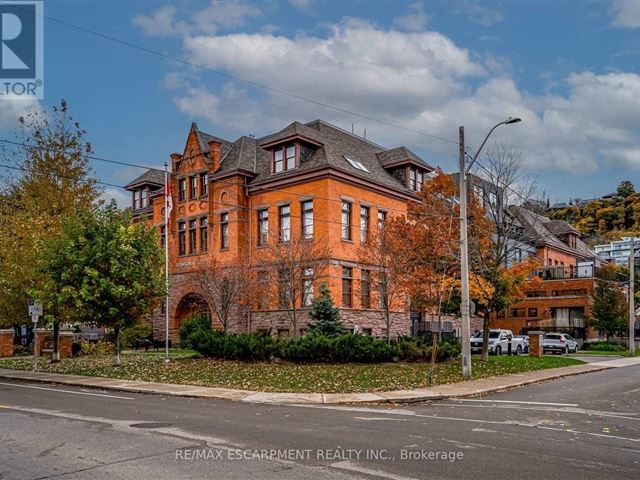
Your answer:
(273, 144), (297, 174)
(344, 156), (369, 173)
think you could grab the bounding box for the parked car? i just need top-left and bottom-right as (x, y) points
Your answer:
(514, 335), (529, 353)
(542, 332), (578, 354)
(470, 329), (524, 355)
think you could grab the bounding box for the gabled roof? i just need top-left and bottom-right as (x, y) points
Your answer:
(545, 220), (580, 236)
(508, 206), (597, 260)
(125, 168), (164, 190)
(376, 146), (434, 170)
(190, 122), (234, 161)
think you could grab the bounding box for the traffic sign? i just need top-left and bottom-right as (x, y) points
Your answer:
(28, 299), (43, 317)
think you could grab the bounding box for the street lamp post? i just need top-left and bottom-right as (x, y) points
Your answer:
(459, 117), (521, 379)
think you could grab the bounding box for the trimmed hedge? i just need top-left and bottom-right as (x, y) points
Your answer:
(185, 330), (460, 363)
(179, 314), (212, 348)
(583, 340), (626, 352)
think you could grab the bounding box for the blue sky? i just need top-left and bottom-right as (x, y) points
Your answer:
(2, 0), (640, 206)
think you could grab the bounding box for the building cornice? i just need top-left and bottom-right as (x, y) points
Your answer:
(248, 166), (418, 202)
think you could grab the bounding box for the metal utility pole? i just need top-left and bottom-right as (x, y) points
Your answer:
(164, 163), (171, 363)
(630, 237), (636, 356)
(458, 117), (522, 380)
(459, 126), (472, 379)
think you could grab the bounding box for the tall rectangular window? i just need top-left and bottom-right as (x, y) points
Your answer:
(189, 219), (197, 253)
(200, 173), (208, 196)
(279, 268), (291, 308)
(220, 212), (229, 250)
(132, 191), (139, 210)
(178, 221), (186, 255)
(360, 206), (369, 243)
(189, 176), (197, 199)
(341, 201), (352, 240)
(285, 145), (296, 170)
(303, 268), (314, 307)
(342, 267), (353, 308)
(200, 217), (208, 252)
(377, 210), (387, 230)
(279, 204), (291, 243)
(301, 200), (313, 239)
(258, 209), (269, 246)
(178, 178), (186, 201)
(256, 271), (269, 310)
(274, 148), (284, 173)
(409, 167), (416, 190)
(360, 269), (371, 309)
(417, 171), (424, 191)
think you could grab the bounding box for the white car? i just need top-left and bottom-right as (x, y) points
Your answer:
(470, 329), (524, 355)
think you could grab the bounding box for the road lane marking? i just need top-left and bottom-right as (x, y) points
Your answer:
(456, 399), (579, 407)
(298, 405), (640, 445)
(331, 460), (421, 480)
(435, 403), (640, 421)
(0, 381), (135, 400)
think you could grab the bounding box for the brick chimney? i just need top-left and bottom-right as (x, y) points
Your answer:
(170, 153), (182, 171)
(208, 140), (222, 173)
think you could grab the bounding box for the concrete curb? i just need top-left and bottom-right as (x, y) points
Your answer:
(3, 358), (638, 404)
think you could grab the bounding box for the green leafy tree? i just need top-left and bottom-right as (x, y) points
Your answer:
(34, 203), (165, 365)
(592, 265), (627, 340)
(617, 180), (635, 198)
(0, 100), (99, 360)
(307, 283), (345, 336)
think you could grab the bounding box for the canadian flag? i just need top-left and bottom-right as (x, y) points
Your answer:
(165, 172), (173, 217)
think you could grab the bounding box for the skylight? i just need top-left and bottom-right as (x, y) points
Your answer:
(343, 155), (370, 173)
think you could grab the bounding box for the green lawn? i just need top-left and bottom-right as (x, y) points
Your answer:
(574, 350), (627, 356)
(0, 351), (583, 394)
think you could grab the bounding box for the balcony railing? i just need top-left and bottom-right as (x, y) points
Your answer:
(533, 265), (596, 280)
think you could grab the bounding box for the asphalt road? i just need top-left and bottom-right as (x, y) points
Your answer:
(1, 365), (639, 480)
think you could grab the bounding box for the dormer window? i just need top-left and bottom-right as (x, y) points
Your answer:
(132, 188), (150, 210)
(273, 144), (297, 173)
(408, 167), (424, 191)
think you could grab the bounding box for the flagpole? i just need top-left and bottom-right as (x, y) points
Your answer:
(164, 163), (170, 363)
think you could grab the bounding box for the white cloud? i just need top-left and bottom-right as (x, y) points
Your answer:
(610, 0), (640, 28)
(133, 1), (261, 37)
(0, 96), (41, 129)
(289, 0), (312, 10)
(453, 1), (505, 26)
(183, 19), (484, 119)
(103, 187), (132, 209)
(393, 2), (430, 32)
(152, 15), (640, 174)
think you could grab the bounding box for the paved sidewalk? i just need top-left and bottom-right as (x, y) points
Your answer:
(1, 357), (639, 404)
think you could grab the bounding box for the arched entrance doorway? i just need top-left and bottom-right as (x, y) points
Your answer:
(174, 293), (211, 329)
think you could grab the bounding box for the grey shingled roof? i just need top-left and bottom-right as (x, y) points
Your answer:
(125, 168), (164, 190)
(376, 146), (434, 170)
(509, 206), (595, 260)
(156, 119), (436, 195)
(191, 122), (234, 162)
(545, 220), (580, 236)
(249, 120), (429, 193)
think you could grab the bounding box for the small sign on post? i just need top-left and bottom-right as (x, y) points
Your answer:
(28, 300), (42, 371)
(28, 299), (43, 317)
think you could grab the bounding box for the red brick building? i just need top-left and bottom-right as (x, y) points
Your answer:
(491, 207), (606, 341)
(126, 120), (436, 340)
